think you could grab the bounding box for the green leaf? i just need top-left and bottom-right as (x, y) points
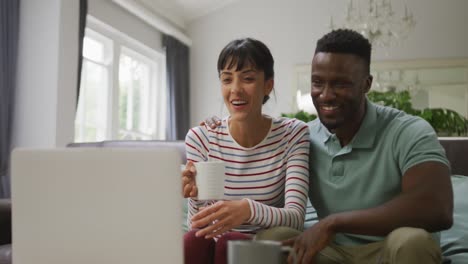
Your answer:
(281, 111), (317, 123)
(368, 91), (467, 136)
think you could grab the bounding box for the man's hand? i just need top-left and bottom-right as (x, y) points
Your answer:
(285, 217), (336, 264)
(182, 161), (198, 198)
(191, 199), (251, 239)
(200, 116), (222, 129)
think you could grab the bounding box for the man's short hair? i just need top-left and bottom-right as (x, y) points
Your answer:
(315, 29), (372, 72)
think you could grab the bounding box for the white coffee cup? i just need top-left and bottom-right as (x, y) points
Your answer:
(228, 240), (296, 264)
(194, 161), (226, 200)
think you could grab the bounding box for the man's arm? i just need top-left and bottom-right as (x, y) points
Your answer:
(288, 161), (453, 263)
(326, 161), (453, 236)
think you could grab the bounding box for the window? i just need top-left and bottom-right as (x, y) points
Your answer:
(75, 17), (166, 142)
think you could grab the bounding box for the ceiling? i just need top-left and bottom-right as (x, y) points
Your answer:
(137, 0), (240, 29)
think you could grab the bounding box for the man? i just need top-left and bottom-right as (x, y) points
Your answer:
(204, 29), (453, 263)
(286, 29), (453, 263)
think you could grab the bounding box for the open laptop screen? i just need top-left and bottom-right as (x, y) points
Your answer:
(11, 148), (182, 264)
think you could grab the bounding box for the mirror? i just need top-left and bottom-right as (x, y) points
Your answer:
(294, 59), (468, 118)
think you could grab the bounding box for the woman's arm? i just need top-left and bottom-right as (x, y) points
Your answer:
(246, 121), (310, 230)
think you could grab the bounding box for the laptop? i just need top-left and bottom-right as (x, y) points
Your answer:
(11, 148), (183, 264)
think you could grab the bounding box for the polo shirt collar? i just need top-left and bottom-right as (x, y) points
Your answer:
(315, 99), (377, 148)
(349, 99), (377, 148)
(316, 120), (333, 144)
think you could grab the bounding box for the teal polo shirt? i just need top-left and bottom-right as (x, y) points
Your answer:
(308, 99), (449, 246)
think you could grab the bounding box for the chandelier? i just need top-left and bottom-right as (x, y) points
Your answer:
(330, 0), (416, 47)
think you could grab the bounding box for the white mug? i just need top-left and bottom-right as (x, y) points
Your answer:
(194, 161), (225, 200)
(228, 240), (296, 264)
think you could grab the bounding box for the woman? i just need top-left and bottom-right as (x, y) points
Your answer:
(182, 38), (310, 264)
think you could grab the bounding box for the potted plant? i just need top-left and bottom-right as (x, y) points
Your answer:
(368, 91), (468, 136)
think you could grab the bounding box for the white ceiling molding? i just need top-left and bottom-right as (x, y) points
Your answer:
(184, 0), (240, 21)
(112, 0), (192, 47)
(137, 0), (241, 24)
(137, 0), (187, 29)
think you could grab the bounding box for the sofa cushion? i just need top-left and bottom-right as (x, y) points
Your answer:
(441, 175), (468, 264)
(0, 244), (11, 264)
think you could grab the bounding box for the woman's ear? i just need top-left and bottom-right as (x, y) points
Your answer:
(264, 79), (274, 97)
(262, 79), (274, 104)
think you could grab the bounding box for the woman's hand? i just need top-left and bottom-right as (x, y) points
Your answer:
(191, 199), (251, 239)
(182, 161), (198, 198)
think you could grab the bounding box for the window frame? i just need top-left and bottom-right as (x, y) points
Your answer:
(76, 15), (167, 141)
(76, 29), (113, 141)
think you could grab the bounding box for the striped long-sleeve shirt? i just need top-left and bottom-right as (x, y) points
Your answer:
(185, 116), (310, 234)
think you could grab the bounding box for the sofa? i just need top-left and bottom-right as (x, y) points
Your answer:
(1, 138), (467, 263)
(0, 199), (11, 264)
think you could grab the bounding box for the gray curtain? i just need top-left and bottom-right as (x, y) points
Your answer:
(163, 35), (190, 140)
(0, 0), (20, 198)
(76, 0), (87, 107)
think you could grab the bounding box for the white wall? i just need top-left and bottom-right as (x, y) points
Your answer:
(14, 0), (79, 148)
(187, 0), (468, 126)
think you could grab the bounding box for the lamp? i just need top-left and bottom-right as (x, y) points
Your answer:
(330, 0), (416, 47)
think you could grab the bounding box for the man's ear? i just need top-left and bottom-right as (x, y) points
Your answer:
(364, 75), (373, 93)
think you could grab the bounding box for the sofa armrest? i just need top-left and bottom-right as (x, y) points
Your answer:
(0, 199), (11, 245)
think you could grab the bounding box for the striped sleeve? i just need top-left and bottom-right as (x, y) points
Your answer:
(185, 126), (213, 229)
(246, 120), (310, 231)
(185, 126), (210, 163)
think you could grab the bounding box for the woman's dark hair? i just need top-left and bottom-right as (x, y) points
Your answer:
(217, 38), (274, 103)
(217, 38), (274, 81)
